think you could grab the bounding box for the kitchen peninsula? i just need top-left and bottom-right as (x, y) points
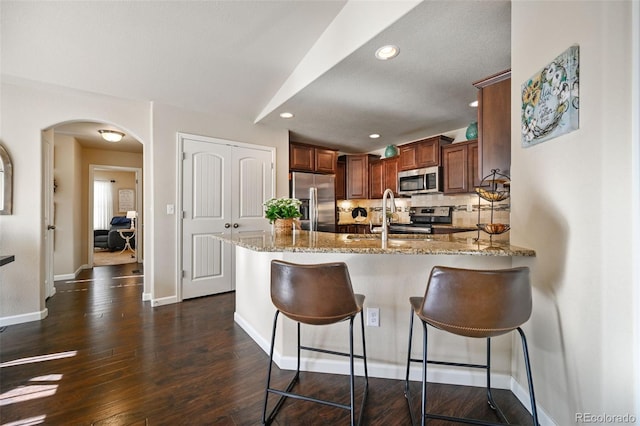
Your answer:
(215, 230), (535, 387)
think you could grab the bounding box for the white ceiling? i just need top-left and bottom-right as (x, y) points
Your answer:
(1, 0), (510, 154)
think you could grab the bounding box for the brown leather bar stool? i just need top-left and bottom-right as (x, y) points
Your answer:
(404, 266), (539, 426)
(262, 260), (369, 425)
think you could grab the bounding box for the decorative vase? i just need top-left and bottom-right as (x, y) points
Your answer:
(274, 218), (294, 235)
(465, 121), (478, 140)
(384, 145), (398, 158)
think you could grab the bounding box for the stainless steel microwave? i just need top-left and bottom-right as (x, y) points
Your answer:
(397, 166), (443, 195)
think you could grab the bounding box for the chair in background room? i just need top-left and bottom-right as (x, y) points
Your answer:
(263, 260), (369, 426)
(404, 266), (538, 426)
(93, 216), (134, 251)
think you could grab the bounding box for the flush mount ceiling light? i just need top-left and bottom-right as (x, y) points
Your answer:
(98, 129), (125, 142)
(469, 100), (479, 107)
(375, 45), (400, 60)
(279, 112), (294, 119)
(369, 133), (381, 139)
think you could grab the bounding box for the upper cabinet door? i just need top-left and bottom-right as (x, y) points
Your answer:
(346, 154), (379, 199)
(416, 139), (439, 167)
(369, 160), (384, 199)
(474, 70), (511, 178)
(442, 142), (469, 194)
(399, 143), (419, 171)
(289, 143), (315, 172)
(315, 148), (337, 174)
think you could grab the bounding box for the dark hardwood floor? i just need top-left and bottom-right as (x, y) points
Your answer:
(0, 264), (533, 425)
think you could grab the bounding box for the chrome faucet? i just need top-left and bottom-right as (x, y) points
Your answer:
(381, 188), (395, 242)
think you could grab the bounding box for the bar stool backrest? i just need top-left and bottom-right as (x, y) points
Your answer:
(270, 260), (360, 325)
(420, 266), (531, 338)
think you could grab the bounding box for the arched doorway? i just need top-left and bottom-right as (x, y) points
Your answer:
(44, 120), (143, 292)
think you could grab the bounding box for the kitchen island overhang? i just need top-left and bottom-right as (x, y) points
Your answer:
(213, 230), (536, 393)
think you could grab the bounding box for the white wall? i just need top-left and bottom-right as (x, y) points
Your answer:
(0, 79), (150, 323)
(511, 1), (637, 424)
(0, 79), (288, 323)
(148, 102), (289, 301)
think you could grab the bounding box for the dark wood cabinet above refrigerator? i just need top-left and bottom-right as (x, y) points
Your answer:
(289, 141), (337, 174)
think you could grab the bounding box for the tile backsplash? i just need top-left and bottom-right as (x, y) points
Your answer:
(337, 198), (412, 225)
(338, 193), (510, 228)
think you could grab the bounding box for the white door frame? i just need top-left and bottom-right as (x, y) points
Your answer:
(88, 165), (143, 267)
(175, 132), (276, 302)
(42, 129), (55, 299)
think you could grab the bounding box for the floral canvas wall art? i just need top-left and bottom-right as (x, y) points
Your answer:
(521, 45), (579, 147)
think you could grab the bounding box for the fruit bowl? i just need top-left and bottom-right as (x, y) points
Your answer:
(475, 187), (510, 202)
(477, 223), (510, 234)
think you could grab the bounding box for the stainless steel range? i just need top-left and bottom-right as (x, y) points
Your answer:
(389, 206), (452, 234)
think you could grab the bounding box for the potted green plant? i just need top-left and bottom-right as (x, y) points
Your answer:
(263, 197), (302, 234)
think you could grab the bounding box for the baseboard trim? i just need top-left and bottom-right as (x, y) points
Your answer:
(510, 376), (556, 426)
(0, 308), (48, 327)
(151, 296), (178, 307)
(234, 312), (271, 353)
(54, 273), (76, 281)
(142, 292), (152, 301)
(54, 264), (86, 282)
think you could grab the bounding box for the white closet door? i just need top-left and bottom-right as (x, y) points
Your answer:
(182, 138), (233, 299)
(181, 135), (273, 299)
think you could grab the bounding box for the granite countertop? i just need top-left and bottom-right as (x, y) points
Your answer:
(212, 230), (535, 257)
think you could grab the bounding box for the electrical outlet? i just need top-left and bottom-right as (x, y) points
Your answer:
(366, 307), (380, 327)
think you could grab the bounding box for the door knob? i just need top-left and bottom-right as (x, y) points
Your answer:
(233, 223), (239, 228)
(47, 225), (56, 230)
(224, 223), (231, 228)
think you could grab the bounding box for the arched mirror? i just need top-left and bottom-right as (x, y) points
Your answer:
(0, 144), (13, 215)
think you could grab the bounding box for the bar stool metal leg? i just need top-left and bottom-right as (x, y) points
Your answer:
(421, 321), (428, 426)
(518, 327), (539, 425)
(262, 309), (369, 425)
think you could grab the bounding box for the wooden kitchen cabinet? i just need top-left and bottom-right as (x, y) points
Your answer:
(315, 147), (337, 174)
(289, 141), (337, 174)
(343, 154), (379, 199)
(289, 142), (314, 171)
(335, 158), (346, 200)
(398, 135), (453, 171)
(369, 156), (399, 199)
(369, 160), (384, 199)
(383, 157), (399, 194)
(473, 69), (511, 179)
(442, 140), (480, 194)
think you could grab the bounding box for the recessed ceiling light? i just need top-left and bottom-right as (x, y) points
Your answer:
(279, 112), (294, 119)
(369, 133), (381, 139)
(469, 100), (478, 108)
(98, 129), (125, 142)
(375, 45), (399, 60)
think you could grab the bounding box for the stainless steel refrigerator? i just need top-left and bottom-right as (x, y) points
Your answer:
(290, 172), (336, 232)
